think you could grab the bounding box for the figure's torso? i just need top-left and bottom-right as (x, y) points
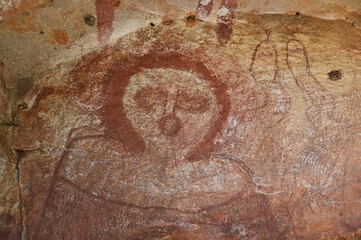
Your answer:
(59, 135), (249, 212)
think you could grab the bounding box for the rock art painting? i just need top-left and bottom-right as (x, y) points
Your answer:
(2, 11), (361, 240)
(33, 48), (277, 239)
(195, 0), (238, 44)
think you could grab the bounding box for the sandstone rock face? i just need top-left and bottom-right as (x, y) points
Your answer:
(0, 0), (361, 239)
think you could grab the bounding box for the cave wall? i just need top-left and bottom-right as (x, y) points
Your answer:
(0, 0), (361, 239)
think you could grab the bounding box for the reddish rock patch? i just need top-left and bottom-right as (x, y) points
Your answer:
(196, 0), (214, 20)
(216, 0), (238, 44)
(52, 30), (69, 45)
(95, 0), (115, 45)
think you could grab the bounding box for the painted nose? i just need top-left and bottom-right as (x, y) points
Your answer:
(159, 115), (182, 136)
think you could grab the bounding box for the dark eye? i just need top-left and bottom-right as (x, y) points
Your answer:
(134, 88), (167, 111)
(176, 92), (209, 112)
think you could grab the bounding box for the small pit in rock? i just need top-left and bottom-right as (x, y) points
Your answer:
(328, 70), (342, 81)
(84, 14), (96, 26)
(186, 15), (197, 22)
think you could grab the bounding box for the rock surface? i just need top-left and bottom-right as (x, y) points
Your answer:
(0, 0), (361, 239)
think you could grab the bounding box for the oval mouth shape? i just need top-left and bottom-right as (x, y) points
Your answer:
(159, 115), (182, 136)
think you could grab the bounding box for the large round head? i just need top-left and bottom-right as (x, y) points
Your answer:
(103, 52), (230, 160)
(123, 68), (218, 159)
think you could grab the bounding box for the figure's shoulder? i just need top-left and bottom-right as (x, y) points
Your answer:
(59, 127), (136, 181)
(66, 126), (110, 143)
(65, 126), (105, 144)
(62, 126), (133, 160)
(200, 154), (253, 178)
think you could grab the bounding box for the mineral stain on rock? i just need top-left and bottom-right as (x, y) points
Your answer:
(52, 30), (69, 45)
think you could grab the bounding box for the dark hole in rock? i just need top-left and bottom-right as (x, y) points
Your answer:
(187, 15), (197, 22)
(150, 22), (155, 27)
(17, 103), (28, 110)
(15, 149), (25, 159)
(328, 70), (342, 81)
(84, 14), (96, 26)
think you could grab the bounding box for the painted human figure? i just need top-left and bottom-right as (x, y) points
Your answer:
(59, 67), (247, 211)
(35, 53), (275, 239)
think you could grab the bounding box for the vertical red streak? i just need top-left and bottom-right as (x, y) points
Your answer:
(216, 0), (238, 44)
(196, 0), (214, 20)
(95, 0), (114, 45)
